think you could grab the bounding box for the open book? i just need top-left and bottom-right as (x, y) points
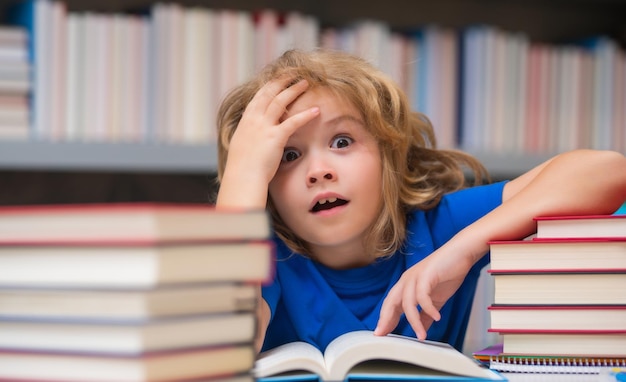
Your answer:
(254, 331), (505, 381)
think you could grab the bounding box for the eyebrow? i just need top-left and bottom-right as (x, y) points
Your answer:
(327, 114), (365, 127)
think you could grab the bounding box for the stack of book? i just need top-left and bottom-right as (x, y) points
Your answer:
(0, 26), (30, 140)
(476, 214), (626, 374)
(0, 203), (274, 381)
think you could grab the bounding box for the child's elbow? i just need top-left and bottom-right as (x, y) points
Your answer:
(589, 150), (626, 184)
(566, 149), (626, 177)
(577, 149), (626, 207)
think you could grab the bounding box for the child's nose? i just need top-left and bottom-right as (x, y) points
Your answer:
(309, 172), (334, 184)
(306, 159), (337, 186)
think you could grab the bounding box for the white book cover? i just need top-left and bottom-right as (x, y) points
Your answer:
(254, 9), (279, 72)
(138, 16), (150, 143)
(284, 12), (318, 53)
(511, 32), (529, 154)
(182, 7), (217, 144)
(612, 48), (625, 153)
(591, 37), (617, 150)
(32, 0), (50, 140)
(536, 44), (552, 153)
(388, 33), (410, 95)
(217, 9), (240, 116)
(235, 10), (255, 86)
(148, 4), (168, 143)
(63, 13), (81, 141)
(92, 13), (112, 142)
(48, 0), (66, 141)
(545, 47), (560, 153)
(165, 3), (184, 144)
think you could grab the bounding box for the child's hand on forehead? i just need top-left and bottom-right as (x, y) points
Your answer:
(217, 77), (320, 210)
(232, 77), (319, 183)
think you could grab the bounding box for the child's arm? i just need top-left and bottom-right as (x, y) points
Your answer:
(375, 149), (626, 340)
(216, 77), (319, 209)
(255, 292), (271, 352)
(216, 77), (320, 352)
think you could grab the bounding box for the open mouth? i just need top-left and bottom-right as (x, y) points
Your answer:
(310, 197), (349, 213)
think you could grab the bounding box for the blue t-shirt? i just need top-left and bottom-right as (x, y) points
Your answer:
(261, 181), (506, 352)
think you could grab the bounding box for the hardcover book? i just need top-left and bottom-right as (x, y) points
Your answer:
(0, 241), (274, 288)
(0, 283), (256, 320)
(0, 203), (270, 244)
(254, 330), (505, 381)
(489, 270), (626, 305)
(488, 305), (626, 331)
(489, 238), (626, 271)
(534, 214), (626, 240)
(0, 345), (255, 381)
(0, 312), (256, 354)
(487, 330), (626, 357)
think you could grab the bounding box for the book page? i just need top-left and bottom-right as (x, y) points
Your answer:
(254, 341), (328, 379)
(323, 331), (501, 380)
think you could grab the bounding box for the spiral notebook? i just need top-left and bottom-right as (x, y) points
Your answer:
(473, 343), (626, 374)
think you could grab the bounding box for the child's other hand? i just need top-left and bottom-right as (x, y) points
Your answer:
(374, 248), (472, 340)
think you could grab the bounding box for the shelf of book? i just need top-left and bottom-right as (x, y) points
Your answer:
(0, 140), (555, 176)
(1, 0), (624, 180)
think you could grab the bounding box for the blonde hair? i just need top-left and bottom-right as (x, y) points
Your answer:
(216, 49), (489, 258)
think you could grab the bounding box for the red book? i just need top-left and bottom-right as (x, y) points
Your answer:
(0, 240), (274, 288)
(0, 203), (270, 244)
(0, 345), (254, 381)
(0, 203), (274, 288)
(488, 304), (626, 331)
(489, 238), (626, 272)
(0, 313), (256, 355)
(489, 270), (626, 305)
(534, 214), (626, 240)
(487, 329), (626, 357)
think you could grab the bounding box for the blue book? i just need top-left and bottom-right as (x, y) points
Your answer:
(255, 331), (507, 381)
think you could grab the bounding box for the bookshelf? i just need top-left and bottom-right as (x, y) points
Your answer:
(0, 141), (555, 177)
(0, 0), (624, 204)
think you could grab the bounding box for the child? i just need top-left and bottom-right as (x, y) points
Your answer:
(215, 49), (626, 353)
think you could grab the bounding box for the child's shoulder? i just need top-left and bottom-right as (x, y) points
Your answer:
(413, 181), (508, 235)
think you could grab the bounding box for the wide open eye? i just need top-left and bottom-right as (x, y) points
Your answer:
(330, 136), (353, 149)
(281, 149), (301, 162)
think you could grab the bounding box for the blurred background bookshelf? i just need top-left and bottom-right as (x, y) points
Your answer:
(0, 0), (625, 205)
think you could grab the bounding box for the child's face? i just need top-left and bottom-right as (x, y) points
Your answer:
(268, 87), (384, 265)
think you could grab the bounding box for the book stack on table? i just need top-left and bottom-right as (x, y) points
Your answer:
(476, 214), (626, 375)
(0, 203), (274, 382)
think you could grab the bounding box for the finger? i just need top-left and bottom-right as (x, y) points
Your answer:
(401, 283), (428, 341)
(279, 106), (320, 137)
(245, 76), (299, 115)
(265, 79), (310, 119)
(416, 291), (441, 323)
(374, 285), (404, 336)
